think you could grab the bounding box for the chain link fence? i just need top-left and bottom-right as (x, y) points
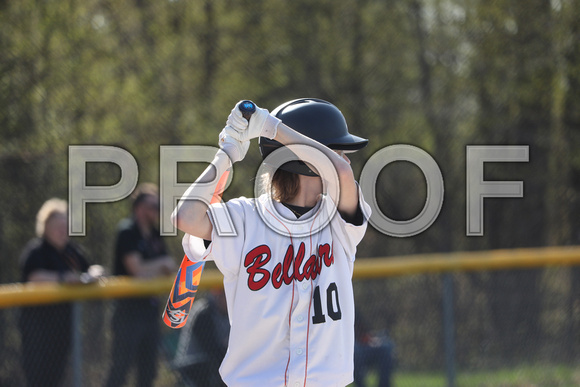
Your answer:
(1, 289), (230, 387)
(1, 260), (580, 386)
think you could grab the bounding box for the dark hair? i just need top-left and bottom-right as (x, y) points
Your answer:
(271, 169), (300, 203)
(131, 183), (159, 211)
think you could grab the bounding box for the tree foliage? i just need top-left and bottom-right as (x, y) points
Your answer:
(1, 0), (579, 371)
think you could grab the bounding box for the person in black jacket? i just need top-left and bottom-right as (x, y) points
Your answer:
(105, 183), (176, 387)
(19, 198), (95, 387)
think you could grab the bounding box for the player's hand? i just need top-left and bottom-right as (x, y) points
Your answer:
(225, 101), (281, 141)
(219, 127), (250, 163)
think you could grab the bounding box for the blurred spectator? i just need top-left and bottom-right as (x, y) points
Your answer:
(18, 198), (97, 387)
(105, 183), (177, 387)
(173, 289), (230, 387)
(354, 310), (396, 387)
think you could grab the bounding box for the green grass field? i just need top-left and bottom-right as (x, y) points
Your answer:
(353, 364), (580, 387)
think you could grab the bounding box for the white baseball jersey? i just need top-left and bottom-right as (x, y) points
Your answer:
(183, 187), (370, 387)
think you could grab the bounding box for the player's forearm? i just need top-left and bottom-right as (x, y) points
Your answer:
(171, 149), (231, 239)
(273, 122), (359, 214)
(274, 122), (354, 179)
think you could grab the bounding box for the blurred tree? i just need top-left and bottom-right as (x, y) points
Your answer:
(467, 0), (558, 361)
(562, 0), (580, 359)
(0, 0), (579, 375)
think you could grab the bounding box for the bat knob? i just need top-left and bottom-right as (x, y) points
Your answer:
(239, 100), (256, 120)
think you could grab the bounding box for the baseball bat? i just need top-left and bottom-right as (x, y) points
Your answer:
(162, 100), (256, 329)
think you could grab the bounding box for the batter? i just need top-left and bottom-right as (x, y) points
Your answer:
(172, 99), (370, 387)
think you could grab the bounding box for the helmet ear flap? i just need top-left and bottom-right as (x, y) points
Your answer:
(258, 137), (282, 160)
(258, 98), (368, 176)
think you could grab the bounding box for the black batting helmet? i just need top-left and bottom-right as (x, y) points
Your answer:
(259, 98), (368, 176)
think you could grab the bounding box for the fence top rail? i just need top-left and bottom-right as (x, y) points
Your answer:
(1, 245), (579, 309)
(0, 271), (224, 309)
(354, 245), (580, 278)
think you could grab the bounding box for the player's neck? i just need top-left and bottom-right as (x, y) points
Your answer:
(287, 175), (322, 207)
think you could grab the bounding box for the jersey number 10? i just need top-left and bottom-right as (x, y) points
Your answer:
(312, 282), (342, 324)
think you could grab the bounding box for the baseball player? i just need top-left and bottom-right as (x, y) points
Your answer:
(172, 98), (370, 387)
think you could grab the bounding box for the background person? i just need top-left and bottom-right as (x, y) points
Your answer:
(18, 198), (96, 387)
(354, 309), (395, 387)
(173, 289), (229, 387)
(105, 183), (176, 387)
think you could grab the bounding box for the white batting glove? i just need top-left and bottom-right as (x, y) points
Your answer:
(225, 101), (281, 141)
(226, 103), (248, 132)
(219, 127), (250, 163)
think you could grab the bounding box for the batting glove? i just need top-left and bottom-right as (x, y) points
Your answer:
(219, 127), (250, 163)
(225, 101), (280, 141)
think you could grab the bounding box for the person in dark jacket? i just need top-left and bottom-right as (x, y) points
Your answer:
(104, 183), (176, 387)
(19, 198), (95, 387)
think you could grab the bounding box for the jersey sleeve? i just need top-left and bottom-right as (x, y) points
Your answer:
(182, 198), (248, 278)
(330, 183), (371, 261)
